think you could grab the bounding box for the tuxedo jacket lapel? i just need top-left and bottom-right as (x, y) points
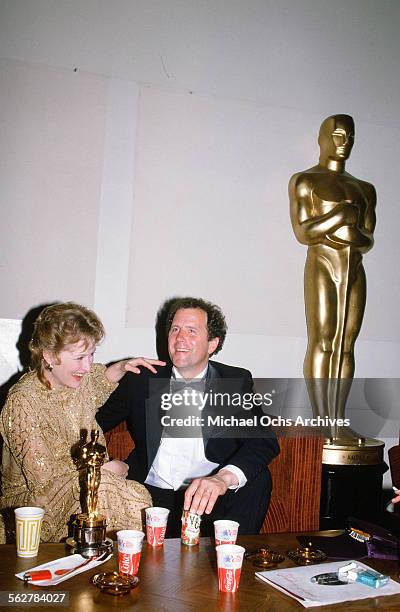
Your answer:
(202, 362), (222, 448)
(202, 362), (249, 450)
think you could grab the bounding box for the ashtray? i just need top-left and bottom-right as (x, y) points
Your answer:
(245, 547), (285, 569)
(92, 571), (139, 595)
(287, 545), (327, 566)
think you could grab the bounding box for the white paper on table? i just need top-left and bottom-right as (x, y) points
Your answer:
(16, 553), (112, 586)
(256, 560), (400, 608)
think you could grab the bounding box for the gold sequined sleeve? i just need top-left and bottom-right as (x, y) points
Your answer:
(89, 363), (118, 408)
(0, 391), (80, 541)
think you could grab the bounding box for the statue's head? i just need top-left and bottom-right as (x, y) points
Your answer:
(318, 114), (355, 163)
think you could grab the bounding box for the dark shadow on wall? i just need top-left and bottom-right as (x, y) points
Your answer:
(0, 303), (56, 411)
(155, 296), (180, 363)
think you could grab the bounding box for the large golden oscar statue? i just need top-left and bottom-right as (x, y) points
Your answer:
(289, 114), (383, 466)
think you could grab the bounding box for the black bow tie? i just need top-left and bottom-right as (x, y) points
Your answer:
(170, 379), (206, 394)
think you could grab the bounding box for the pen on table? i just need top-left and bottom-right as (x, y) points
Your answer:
(24, 551), (110, 581)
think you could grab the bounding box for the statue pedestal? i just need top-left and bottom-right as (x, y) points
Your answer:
(320, 439), (387, 529)
(66, 513), (113, 558)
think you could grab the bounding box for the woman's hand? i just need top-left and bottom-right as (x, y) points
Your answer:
(106, 357), (166, 383)
(101, 460), (129, 478)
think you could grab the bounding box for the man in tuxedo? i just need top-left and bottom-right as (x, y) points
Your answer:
(96, 297), (279, 536)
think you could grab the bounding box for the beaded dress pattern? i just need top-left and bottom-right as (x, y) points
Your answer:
(0, 364), (151, 542)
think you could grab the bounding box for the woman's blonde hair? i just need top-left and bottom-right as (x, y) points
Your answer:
(29, 302), (105, 387)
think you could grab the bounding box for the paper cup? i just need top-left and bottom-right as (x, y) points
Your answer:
(214, 520), (239, 545)
(145, 507), (170, 546)
(216, 544), (245, 592)
(14, 507), (44, 558)
(117, 529), (145, 575)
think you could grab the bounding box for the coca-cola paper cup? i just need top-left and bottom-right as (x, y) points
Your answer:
(216, 544), (245, 593)
(213, 520), (239, 545)
(145, 507), (170, 546)
(116, 529), (145, 576)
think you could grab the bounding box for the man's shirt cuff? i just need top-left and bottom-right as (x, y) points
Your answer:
(220, 464), (247, 491)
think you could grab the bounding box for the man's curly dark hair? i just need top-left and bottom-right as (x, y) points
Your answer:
(166, 297), (227, 355)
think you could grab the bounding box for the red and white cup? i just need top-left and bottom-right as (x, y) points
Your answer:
(145, 507), (170, 546)
(116, 529), (145, 576)
(213, 520), (239, 546)
(216, 544), (245, 593)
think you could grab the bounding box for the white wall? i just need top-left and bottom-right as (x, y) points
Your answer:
(1, 1), (399, 466)
(0, 59), (107, 315)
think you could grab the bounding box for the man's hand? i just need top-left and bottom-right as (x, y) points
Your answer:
(106, 357), (166, 383)
(101, 459), (129, 478)
(184, 469), (239, 515)
(392, 486), (400, 504)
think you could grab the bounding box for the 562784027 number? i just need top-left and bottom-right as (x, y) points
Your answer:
(0, 591), (69, 606)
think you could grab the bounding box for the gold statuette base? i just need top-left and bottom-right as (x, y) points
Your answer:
(75, 513), (106, 529)
(322, 438), (384, 466)
(67, 513), (112, 558)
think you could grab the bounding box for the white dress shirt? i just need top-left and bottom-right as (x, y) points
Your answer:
(145, 366), (247, 490)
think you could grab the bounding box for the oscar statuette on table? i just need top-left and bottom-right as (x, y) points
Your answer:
(67, 430), (113, 557)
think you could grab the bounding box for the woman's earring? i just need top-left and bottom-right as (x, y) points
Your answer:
(45, 362), (53, 372)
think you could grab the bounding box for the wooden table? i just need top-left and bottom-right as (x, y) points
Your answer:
(1, 532), (400, 611)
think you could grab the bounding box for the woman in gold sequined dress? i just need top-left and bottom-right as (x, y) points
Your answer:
(0, 302), (164, 542)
